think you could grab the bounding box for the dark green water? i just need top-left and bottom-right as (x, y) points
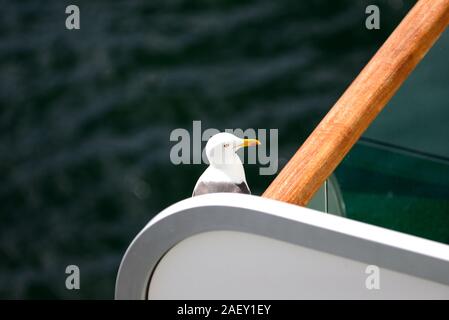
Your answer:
(1, 0), (448, 299)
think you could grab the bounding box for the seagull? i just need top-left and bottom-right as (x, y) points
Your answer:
(192, 132), (260, 196)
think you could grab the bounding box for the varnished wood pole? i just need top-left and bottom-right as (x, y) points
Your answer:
(263, 0), (449, 206)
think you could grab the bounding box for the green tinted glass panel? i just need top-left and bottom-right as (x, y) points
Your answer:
(335, 138), (449, 245)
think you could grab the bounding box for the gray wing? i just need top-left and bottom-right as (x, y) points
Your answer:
(193, 181), (251, 197)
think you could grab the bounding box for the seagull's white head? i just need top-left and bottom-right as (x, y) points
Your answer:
(205, 132), (260, 167)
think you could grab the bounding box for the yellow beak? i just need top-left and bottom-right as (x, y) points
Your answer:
(239, 138), (261, 148)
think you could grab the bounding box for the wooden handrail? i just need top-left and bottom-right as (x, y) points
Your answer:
(263, 0), (449, 206)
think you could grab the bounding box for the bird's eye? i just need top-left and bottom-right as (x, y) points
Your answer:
(223, 143), (229, 148)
